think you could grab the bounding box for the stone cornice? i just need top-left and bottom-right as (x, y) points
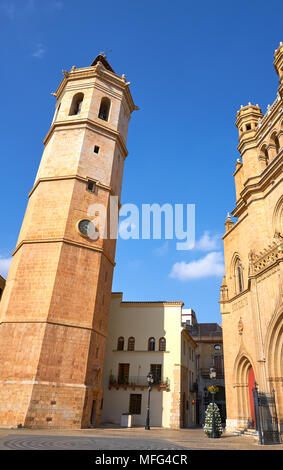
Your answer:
(222, 212), (249, 240)
(43, 118), (129, 158)
(249, 241), (283, 278)
(182, 328), (197, 347)
(111, 292), (123, 298)
(54, 65), (138, 114)
(0, 379), (103, 390)
(233, 161), (243, 177)
(28, 175), (112, 197)
(0, 320), (107, 339)
(219, 287), (249, 306)
(231, 153), (283, 218)
(28, 175), (113, 199)
(237, 134), (258, 157)
(120, 301), (184, 307)
(255, 95), (282, 143)
(12, 237), (116, 267)
(220, 242), (282, 310)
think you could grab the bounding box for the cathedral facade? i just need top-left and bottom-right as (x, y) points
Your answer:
(220, 44), (283, 436)
(0, 56), (137, 428)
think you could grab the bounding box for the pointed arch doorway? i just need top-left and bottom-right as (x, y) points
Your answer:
(248, 367), (256, 428)
(234, 354), (257, 430)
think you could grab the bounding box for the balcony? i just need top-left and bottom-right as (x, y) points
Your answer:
(109, 375), (170, 391)
(199, 368), (224, 379)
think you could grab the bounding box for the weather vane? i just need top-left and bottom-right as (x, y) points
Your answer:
(99, 48), (112, 58)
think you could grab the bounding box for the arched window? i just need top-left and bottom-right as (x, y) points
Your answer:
(259, 144), (269, 168)
(148, 337), (155, 351)
(235, 258), (244, 294)
(98, 97), (111, 121)
(159, 337), (166, 351)
(272, 195), (283, 238)
(275, 135), (280, 154)
(260, 145), (269, 165)
(128, 337), (135, 351)
(270, 131), (280, 156)
(117, 336), (124, 351)
(54, 103), (61, 121)
(69, 92), (84, 116)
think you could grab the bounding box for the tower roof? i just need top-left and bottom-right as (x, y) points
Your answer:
(91, 54), (115, 73)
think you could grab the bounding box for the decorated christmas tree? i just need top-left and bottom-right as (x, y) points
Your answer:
(203, 402), (223, 438)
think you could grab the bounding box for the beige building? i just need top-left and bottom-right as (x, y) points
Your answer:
(220, 44), (283, 436)
(101, 293), (197, 428)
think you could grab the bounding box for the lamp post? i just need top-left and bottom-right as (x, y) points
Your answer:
(145, 371), (154, 430)
(209, 366), (217, 438)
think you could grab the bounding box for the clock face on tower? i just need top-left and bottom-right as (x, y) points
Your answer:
(78, 219), (96, 239)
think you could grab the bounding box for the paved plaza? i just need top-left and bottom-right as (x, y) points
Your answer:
(0, 426), (282, 450)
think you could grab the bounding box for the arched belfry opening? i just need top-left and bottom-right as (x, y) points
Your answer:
(69, 92), (84, 116)
(98, 97), (111, 121)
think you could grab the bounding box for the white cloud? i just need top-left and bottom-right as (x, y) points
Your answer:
(170, 251), (225, 280)
(0, 257), (12, 278)
(32, 43), (46, 59)
(194, 231), (221, 251)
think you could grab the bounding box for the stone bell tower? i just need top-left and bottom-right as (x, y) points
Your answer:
(0, 55), (137, 428)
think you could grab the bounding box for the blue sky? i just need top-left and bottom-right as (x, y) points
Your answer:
(0, 0), (282, 323)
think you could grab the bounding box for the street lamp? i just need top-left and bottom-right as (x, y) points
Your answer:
(209, 366), (217, 438)
(145, 371), (154, 430)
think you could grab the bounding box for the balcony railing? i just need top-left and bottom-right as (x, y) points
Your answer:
(199, 368), (224, 379)
(109, 375), (170, 390)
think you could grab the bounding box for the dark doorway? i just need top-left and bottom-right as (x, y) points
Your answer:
(118, 363), (130, 384)
(90, 400), (96, 427)
(182, 392), (187, 428)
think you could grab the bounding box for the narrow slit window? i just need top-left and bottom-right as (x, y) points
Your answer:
(87, 181), (96, 193)
(234, 258), (244, 294)
(94, 145), (100, 154)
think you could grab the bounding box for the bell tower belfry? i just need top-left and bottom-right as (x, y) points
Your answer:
(0, 55), (137, 428)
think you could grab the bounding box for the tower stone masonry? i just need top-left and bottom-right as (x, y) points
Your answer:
(0, 55), (137, 428)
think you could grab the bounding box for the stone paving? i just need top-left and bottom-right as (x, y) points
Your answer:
(0, 426), (282, 450)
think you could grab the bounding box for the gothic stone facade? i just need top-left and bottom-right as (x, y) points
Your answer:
(220, 44), (283, 434)
(0, 56), (137, 428)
